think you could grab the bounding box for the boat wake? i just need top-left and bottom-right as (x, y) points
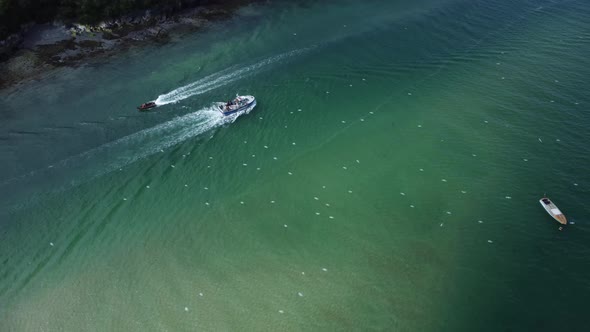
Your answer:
(79, 107), (229, 173)
(0, 104), (254, 212)
(154, 47), (310, 106)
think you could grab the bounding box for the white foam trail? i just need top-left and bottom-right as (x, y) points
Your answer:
(1, 104), (256, 211)
(61, 104), (255, 179)
(155, 48), (310, 105)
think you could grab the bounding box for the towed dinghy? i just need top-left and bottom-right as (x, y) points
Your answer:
(217, 95), (256, 116)
(540, 197), (567, 225)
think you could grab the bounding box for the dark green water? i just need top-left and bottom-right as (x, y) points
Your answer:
(1, 0), (590, 330)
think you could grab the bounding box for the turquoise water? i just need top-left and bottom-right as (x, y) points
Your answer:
(1, 0), (590, 330)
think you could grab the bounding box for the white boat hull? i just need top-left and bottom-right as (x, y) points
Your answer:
(217, 95), (256, 116)
(539, 197), (567, 225)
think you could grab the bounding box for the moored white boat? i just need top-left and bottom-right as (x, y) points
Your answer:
(539, 197), (567, 225)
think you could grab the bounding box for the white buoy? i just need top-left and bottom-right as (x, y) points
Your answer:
(204, 187), (209, 190)
(264, 145), (269, 149)
(199, 292), (203, 297)
(243, 163), (248, 166)
(314, 197), (319, 200)
(440, 223), (444, 227)
(252, 154), (256, 157)
(273, 157), (278, 160)
(417, 125), (422, 128)
(315, 212), (320, 215)
(205, 202), (210, 206)
(410, 205), (414, 208)
(538, 138), (543, 143)
(505, 196), (512, 199)
(472, 154), (477, 157)
(348, 190), (353, 193)
(284, 224), (288, 228)
(288, 172), (293, 175)
(487, 240), (493, 243)
(209, 156), (213, 159)
(123, 198), (127, 201)
(574, 183), (578, 186)
(322, 268), (328, 272)
(301, 272), (305, 275)
(329, 216), (334, 219)
(292, 142), (296, 145)
(349, 84), (353, 87)
(298, 109), (302, 112)
(185, 307), (189, 312)
(49, 242), (54, 246)
(356, 160), (360, 163)
(360, 118), (365, 122)
(256, 168), (261, 171)
(279, 310), (284, 314)
(400, 192), (405, 196)
(341, 120), (346, 123)
(271, 200), (275, 204)
(461, 190), (467, 194)
(244, 140), (247, 144)
(325, 203), (330, 207)
(298, 292), (304, 297)
(171, 165), (175, 168)
(240, 201), (244, 205)
(146, 185), (150, 189)
(342, 166), (347, 170)
(441, 179), (447, 182)
(446, 211), (452, 215)
(419, 168), (424, 171)
(322, 185), (326, 189)
(478, 220), (483, 223)
(184, 184), (188, 187)
(407, 92), (412, 96)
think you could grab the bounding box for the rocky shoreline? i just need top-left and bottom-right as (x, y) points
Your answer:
(0, 2), (256, 90)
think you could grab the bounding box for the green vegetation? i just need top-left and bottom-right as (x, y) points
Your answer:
(0, 0), (223, 39)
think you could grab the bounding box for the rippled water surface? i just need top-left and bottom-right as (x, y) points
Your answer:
(1, 0), (589, 330)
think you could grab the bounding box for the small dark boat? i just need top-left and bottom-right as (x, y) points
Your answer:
(137, 101), (157, 111)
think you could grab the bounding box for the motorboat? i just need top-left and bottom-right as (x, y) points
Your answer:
(137, 101), (157, 111)
(539, 197), (567, 225)
(217, 95), (256, 116)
